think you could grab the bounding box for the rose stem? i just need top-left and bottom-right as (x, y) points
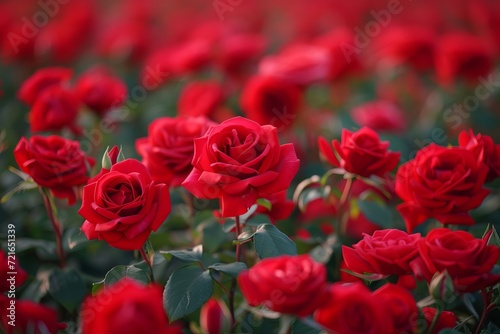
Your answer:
(39, 187), (65, 268)
(427, 307), (443, 334)
(229, 215), (242, 328)
(139, 247), (155, 282)
(338, 177), (354, 238)
(475, 289), (496, 334)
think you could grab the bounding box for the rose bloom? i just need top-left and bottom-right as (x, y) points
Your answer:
(410, 228), (500, 293)
(80, 279), (182, 334)
(18, 67), (72, 105)
(199, 298), (231, 334)
(342, 229), (421, 276)
(177, 81), (224, 119)
(459, 129), (500, 182)
(182, 117), (299, 217)
(422, 307), (457, 334)
(76, 66), (127, 116)
(14, 135), (94, 205)
(238, 255), (328, 317)
(28, 85), (81, 134)
(216, 33), (266, 74)
(314, 282), (394, 334)
(258, 44), (330, 86)
(436, 32), (495, 85)
(350, 100), (407, 132)
(79, 159), (170, 250)
(136, 116), (216, 187)
(396, 143), (490, 232)
(0, 250), (28, 293)
(318, 127), (400, 178)
(240, 75), (302, 129)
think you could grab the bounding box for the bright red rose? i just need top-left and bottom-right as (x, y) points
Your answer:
(136, 116), (216, 187)
(240, 76), (302, 129)
(395, 143), (489, 232)
(372, 283), (419, 333)
(14, 135), (94, 205)
(459, 130), (500, 182)
(342, 229), (421, 276)
(422, 307), (457, 334)
(410, 228), (500, 293)
(200, 298), (231, 334)
(258, 44), (330, 86)
(18, 67), (72, 106)
(29, 85), (81, 134)
(76, 66), (127, 116)
(79, 159), (170, 250)
(182, 117), (299, 217)
(318, 127), (400, 178)
(436, 32), (495, 85)
(0, 250), (28, 293)
(178, 81), (224, 119)
(314, 282), (394, 334)
(350, 100), (407, 132)
(80, 279), (182, 334)
(238, 255), (328, 317)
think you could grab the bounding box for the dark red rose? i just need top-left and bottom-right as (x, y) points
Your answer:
(80, 279), (182, 334)
(350, 100), (407, 132)
(200, 298), (231, 334)
(436, 32), (495, 85)
(136, 116), (216, 187)
(28, 85), (81, 134)
(459, 129), (500, 182)
(76, 66), (127, 116)
(238, 255), (328, 317)
(182, 117), (299, 217)
(422, 307), (457, 334)
(395, 143), (489, 232)
(14, 135), (94, 205)
(372, 283), (418, 333)
(178, 81), (224, 119)
(79, 159), (170, 250)
(314, 282), (394, 334)
(240, 75), (302, 129)
(217, 33), (266, 74)
(410, 228), (500, 293)
(0, 250), (28, 293)
(258, 44), (330, 86)
(97, 21), (151, 63)
(342, 229), (421, 276)
(318, 127), (400, 178)
(18, 67), (72, 106)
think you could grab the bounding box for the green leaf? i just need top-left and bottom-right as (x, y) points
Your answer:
(485, 225), (500, 249)
(164, 264), (214, 321)
(104, 265), (150, 286)
(209, 262), (247, 279)
(48, 268), (87, 312)
(91, 279), (104, 295)
(357, 199), (393, 228)
(160, 249), (202, 264)
(199, 221), (229, 253)
(257, 198), (272, 211)
(253, 224), (297, 259)
(291, 319), (323, 334)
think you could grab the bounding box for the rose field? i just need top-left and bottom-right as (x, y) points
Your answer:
(2, 0), (500, 333)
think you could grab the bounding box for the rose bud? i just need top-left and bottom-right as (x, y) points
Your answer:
(429, 271), (455, 302)
(200, 298), (231, 334)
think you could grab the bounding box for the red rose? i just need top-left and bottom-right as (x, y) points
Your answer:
(238, 255), (328, 317)
(136, 116), (216, 187)
(80, 279), (182, 334)
(18, 67), (72, 105)
(0, 250), (28, 293)
(372, 283), (418, 333)
(314, 282), (394, 334)
(14, 135), (94, 205)
(200, 298), (231, 334)
(253, 190), (295, 224)
(240, 75), (302, 129)
(459, 130), (500, 182)
(79, 159), (170, 250)
(29, 85), (81, 134)
(350, 100), (407, 132)
(318, 127), (400, 178)
(178, 81), (224, 119)
(422, 307), (457, 334)
(410, 228), (500, 293)
(395, 143), (489, 232)
(342, 229), (421, 276)
(436, 32), (495, 85)
(217, 33), (266, 74)
(0, 295), (65, 334)
(76, 66), (127, 116)
(182, 117), (299, 217)
(258, 44), (330, 86)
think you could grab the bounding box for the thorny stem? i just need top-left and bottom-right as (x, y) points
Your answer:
(428, 307), (443, 334)
(39, 187), (66, 268)
(475, 289), (496, 334)
(229, 216), (242, 329)
(139, 247), (154, 282)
